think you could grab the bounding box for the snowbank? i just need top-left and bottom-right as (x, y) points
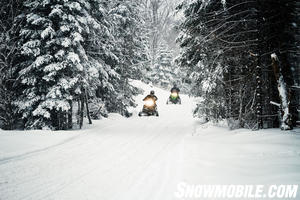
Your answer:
(185, 123), (300, 185)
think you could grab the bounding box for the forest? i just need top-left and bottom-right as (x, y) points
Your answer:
(177, 0), (300, 130)
(0, 0), (299, 131)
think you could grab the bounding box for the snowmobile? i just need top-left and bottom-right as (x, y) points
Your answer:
(138, 98), (159, 117)
(166, 91), (181, 104)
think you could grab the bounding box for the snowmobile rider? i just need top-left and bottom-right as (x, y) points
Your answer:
(170, 84), (180, 93)
(143, 90), (158, 102)
(139, 90), (159, 116)
(167, 84), (181, 104)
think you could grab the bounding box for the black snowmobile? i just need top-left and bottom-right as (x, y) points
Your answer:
(138, 91), (159, 117)
(166, 86), (181, 104)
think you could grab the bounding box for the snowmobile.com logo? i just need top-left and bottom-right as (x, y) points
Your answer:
(174, 182), (298, 199)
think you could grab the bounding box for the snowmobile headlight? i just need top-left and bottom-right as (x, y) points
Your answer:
(145, 99), (155, 107)
(171, 92), (178, 98)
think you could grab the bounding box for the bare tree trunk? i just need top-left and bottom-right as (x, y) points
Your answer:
(85, 89), (92, 125)
(77, 99), (81, 127)
(63, 111), (67, 130)
(58, 109), (62, 130)
(238, 83), (244, 127)
(68, 100), (73, 129)
(79, 96), (84, 129)
(256, 0), (263, 129)
(271, 53), (292, 130)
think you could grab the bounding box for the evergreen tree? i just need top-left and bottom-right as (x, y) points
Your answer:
(87, 0), (148, 117)
(17, 0), (97, 129)
(150, 41), (180, 88)
(107, 0), (146, 116)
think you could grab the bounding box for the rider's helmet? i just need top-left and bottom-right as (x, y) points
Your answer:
(173, 81), (178, 87)
(150, 90), (155, 95)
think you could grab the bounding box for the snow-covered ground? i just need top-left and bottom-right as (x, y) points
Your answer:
(0, 81), (300, 200)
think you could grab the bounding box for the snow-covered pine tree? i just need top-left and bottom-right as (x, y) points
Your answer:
(150, 41), (180, 88)
(111, 0), (148, 80)
(177, 0), (260, 128)
(80, 0), (120, 120)
(100, 0), (147, 116)
(17, 0), (97, 130)
(80, 0), (148, 118)
(176, 0), (228, 122)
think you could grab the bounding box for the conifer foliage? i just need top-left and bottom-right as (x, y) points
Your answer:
(17, 0), (94, 129)
(0, 0), (148, 130)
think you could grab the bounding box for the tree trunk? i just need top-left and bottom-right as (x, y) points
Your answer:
(85, 89), (92, 125)
(62, 111), (67, 130)
(58, 109), (62, 130)
(68, 100), (73, 129)
(256, 65), (263, 129)
(256, 0), (263, 129)
(238, 83), (244, 127)
(79, 96), (85, 129)
(271, 53), (292, 130)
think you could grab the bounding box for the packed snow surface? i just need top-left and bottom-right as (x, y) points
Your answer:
(0, 80), (300, 200)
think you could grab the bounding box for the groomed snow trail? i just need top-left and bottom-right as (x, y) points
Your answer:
(0, 82), (196, 200)
(1, 81), (300, 200)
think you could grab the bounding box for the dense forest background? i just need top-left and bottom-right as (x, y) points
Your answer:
(0, 0), (299, 130)
(177, 0), (300, 130)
